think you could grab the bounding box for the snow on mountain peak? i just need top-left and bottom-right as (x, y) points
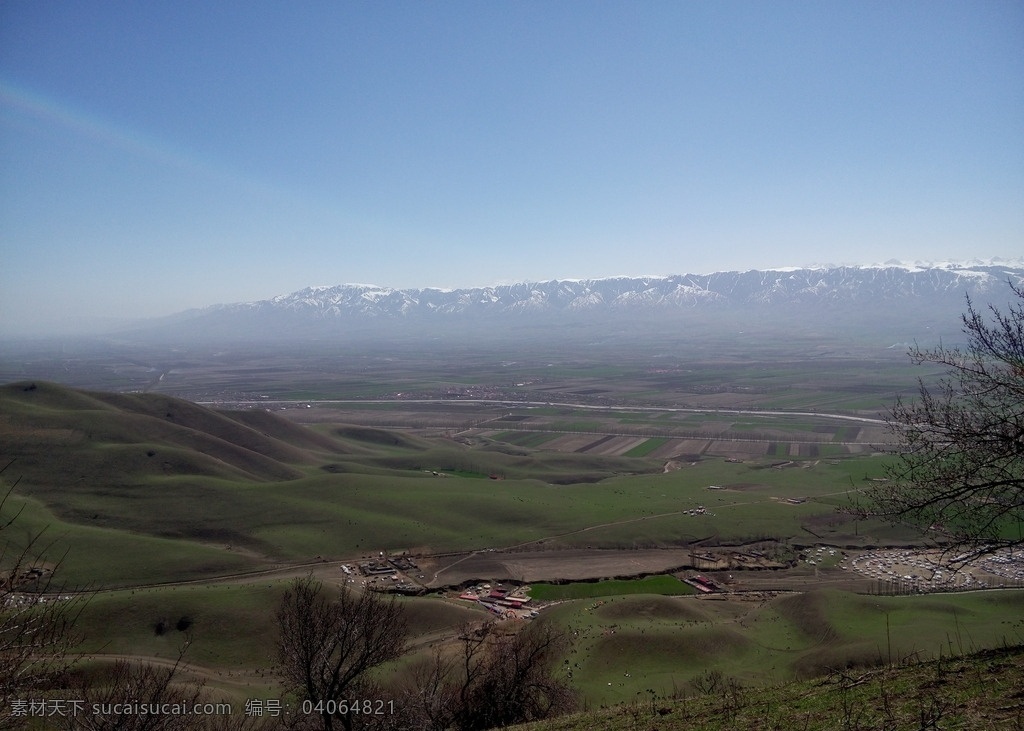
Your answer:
(203, 259), (1024, 326)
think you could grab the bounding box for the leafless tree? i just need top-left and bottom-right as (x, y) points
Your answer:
(0, 469), (86, 731)
(866, 283), (1024, 558)
(276, 577), (407, 731)
(59, 650), (201, 731)
(57, 647), (272, 731)
(400, 620), (577, 731)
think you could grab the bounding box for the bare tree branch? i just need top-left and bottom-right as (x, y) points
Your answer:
(395, 620), (577, 731)
(865, 282), (1024, 559)
(276, 577), (407, 731)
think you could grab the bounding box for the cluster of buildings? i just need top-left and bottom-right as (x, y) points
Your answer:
(457, 583), (537, 618)
(341, 555), (424, 594)
(682, 574), (719, 594)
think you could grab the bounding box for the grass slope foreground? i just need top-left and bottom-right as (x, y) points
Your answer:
(514, 644), (1024, 731)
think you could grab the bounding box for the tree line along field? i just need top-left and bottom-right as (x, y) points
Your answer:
(475, 423), (879, 460)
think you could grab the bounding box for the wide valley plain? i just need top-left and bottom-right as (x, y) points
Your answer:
(1, 331), (1022, 715)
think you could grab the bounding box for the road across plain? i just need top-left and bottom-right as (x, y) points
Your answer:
(197, 397), (888, 425)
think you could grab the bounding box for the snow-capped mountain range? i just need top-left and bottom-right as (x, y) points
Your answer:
(224, 260), (1023, 316)
(148, 260), (1023, 341)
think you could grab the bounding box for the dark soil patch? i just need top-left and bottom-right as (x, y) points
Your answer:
(576, 434), (615, 453)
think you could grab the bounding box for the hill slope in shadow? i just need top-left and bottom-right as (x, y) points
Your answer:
(0, 381), (351, 484)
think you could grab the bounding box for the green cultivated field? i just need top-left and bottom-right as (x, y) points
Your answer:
(624, 437), (669, 457)
(530, 576), (695, 601)
(492, 430), (560, 448)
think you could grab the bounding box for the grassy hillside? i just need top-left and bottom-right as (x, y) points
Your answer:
(514, 644), (1024, 731)
(1, 381), (924, 587)
(0, 492), (261, 585)
(71, 580), (487, 670)
(64, 582), (1024, 722)
(0, 382), (671, 584)
(0, 381), (327, 482)
(538, 589), (1024, 706)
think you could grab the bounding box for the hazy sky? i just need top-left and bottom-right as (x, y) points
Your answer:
(2, 1), (1022, 333)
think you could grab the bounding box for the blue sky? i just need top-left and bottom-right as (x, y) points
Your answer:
(1, 1), (1022, 333)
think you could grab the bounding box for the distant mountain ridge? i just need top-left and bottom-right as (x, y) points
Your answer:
(210, 261), (1023, 316)
(144, 260), (1024, 341)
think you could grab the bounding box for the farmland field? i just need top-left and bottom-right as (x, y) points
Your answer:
(529, 576), (695, 601)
